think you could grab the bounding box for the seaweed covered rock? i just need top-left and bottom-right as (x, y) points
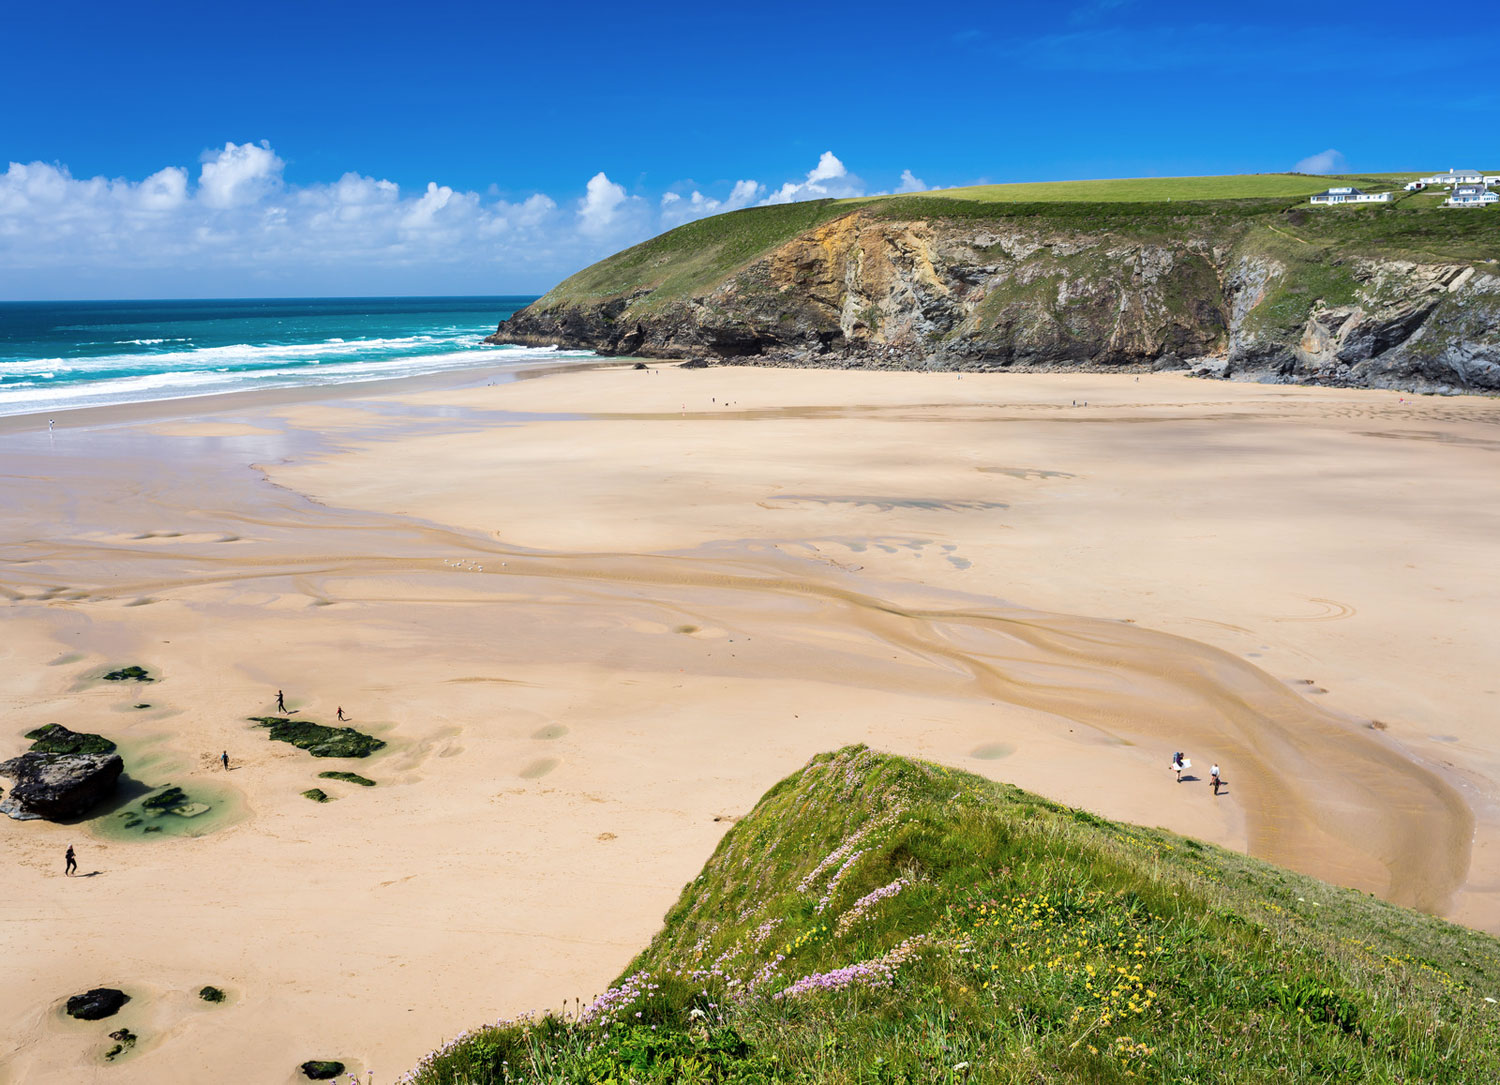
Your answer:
(199, 986), (226, 1003)
(318, 771), (375, 787)
(300, 1060), (345, 1079)
(66, 988), (129, 1021)
(104, 1028), (137, 1060)
(0, 751), (123, 821)
(249, 716), (385, 758)
(25, 724), (117, 756)
(102, 666), (153, 682)
(302, 788), (331, 803)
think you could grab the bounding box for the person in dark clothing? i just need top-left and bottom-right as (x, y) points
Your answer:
(276, 689), (286, 713)
(336, 706), (346, 722)
(65, 845), (77, 876)
(221, 750), (230, 771)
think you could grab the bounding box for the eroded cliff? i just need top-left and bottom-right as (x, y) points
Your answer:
(491, 195), (1500, 393)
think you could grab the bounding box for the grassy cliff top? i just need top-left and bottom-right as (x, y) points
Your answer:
(404, 746), (1500, 1084)
(525, 173), (1499, 316)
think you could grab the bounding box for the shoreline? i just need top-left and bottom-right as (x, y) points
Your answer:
(2, 364), (1497, 1082)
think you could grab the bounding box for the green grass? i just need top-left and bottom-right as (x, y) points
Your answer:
(404, 746), (1500, 1084)
(884, 174), (1339, 204)
(533, 200), (853, 311)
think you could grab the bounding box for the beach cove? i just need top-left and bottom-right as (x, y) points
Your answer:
(2, 365), (1497, 1082)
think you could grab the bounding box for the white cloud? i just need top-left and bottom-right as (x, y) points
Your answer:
(578, 171), (629, 234)
(895, 169), (927, 193)
(659, 178), (765, 227)
(0, 144), (895, 296)
(1294, 148), (1348, 175)
(198, 140), (284, 209)
(761, 151), (865, 205)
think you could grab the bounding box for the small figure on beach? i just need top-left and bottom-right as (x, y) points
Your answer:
(1210, 763), (1222, 796)
(65, 845), (77, 876)
(336, 706), (346, 722)
(276, 689), (286, 713)
(221, 750), (230, 771)
(1170, 751), (1189, 783)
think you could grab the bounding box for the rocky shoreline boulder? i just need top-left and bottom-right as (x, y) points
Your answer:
(0, 750), (124, 821)
(65, 988), (129, 1021)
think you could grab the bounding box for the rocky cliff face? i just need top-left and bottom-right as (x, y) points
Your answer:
(492, 207), (1500, 393)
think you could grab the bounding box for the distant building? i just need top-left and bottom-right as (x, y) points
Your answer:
(1403, 181), (1427, 191)
(1445, 183), (1499, 207)
(1420, 168), (1487, 185)
(1309, 186), (1392, 205)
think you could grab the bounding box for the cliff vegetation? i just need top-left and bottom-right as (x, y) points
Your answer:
(403, 746), (1500, 1084)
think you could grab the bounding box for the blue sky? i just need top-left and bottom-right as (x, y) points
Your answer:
(2, 0), (1494, 298)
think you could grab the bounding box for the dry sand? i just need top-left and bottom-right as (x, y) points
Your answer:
(1, 365), (1497, 1082)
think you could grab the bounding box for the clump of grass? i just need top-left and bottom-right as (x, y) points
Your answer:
(318, 771), (376, 787)
(302, 788), (331, 803)
(403, 746), (1500, 1085)
(249, 716), (385, 758)
(24, 724), (116, 756)
(102, 666), (152, 682)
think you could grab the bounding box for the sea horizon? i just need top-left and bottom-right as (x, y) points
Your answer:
(0, 295), (594, 418)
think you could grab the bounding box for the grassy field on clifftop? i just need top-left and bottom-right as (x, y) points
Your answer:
(403, 747), (1500, 1084)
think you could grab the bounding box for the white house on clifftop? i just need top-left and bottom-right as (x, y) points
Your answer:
(1309, 186), (1391, 205)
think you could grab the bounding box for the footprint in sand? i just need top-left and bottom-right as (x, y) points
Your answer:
(530, 724), (568, 740)
(519, 758), (559, 780)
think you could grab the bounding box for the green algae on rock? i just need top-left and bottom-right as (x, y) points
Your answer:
(318, 771), (375, 787)
(249, 716), (385, 758)
(302, 788), (331, 803)
(24, 724), (117, 756)
(199, 986), (226, 1003)
(102, 666), (153, 682)
(104, 1028), (137, 1061)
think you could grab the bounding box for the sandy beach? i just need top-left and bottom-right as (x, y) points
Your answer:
(2, 364), (1497, 1083)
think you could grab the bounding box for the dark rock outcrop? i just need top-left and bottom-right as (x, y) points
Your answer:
(65, 988), (129, 1021)
(0, 751), (124, 821)
(300, 1060), (346, 1080)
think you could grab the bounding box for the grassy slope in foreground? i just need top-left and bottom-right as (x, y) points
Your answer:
(404, 747), (1500, 1084)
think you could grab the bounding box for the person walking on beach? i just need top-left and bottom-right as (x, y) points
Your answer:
(221, 750), (230, 771)
(1210, 763), (1222, 796)
(65, 845), (77, 876)
(1171, 752), (1188, 783)
(276, 689), (286, 713)
(336, 706), (346, 722)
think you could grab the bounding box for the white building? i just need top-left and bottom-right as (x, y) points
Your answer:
(1445, 183), (1499, 207)
(1309, 186), (1392, 205)
(1419, 168), (1488, 185)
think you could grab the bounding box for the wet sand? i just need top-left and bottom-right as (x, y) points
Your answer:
(1, 366), (1497, 1082)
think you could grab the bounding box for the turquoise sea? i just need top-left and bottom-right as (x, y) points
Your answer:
(0, 296), (588, 417)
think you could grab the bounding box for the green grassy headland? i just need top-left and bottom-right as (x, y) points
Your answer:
(525, 172), (1500, 323)
(405, 746), (1500, 1084)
